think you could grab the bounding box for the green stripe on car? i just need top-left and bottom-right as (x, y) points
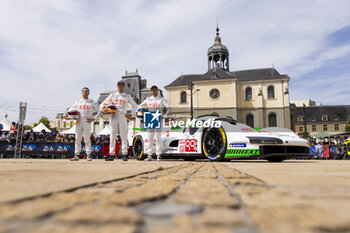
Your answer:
(225, 149), (260, 157)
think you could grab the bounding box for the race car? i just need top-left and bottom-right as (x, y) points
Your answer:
(131, 115), (311, 162)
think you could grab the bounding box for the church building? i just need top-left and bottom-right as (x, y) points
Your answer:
(165, 27), (291, 129)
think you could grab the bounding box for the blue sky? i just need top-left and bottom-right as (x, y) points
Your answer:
(1, 0), (350, 123)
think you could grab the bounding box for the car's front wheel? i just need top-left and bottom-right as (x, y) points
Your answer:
(133, 135), (147, 160)
(202, 127), (227, 161)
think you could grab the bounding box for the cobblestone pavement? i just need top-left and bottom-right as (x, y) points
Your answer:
(0, 160), (350, 233)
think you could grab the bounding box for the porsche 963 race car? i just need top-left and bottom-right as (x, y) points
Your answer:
(131, 115), (311, 162)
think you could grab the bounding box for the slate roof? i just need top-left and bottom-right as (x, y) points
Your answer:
(294, 106), (350, 122)
(165, 68), (289, 87)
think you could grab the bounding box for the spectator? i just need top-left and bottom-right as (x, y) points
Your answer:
(28, 130), (35, 142)
(0, 132), (6, 141)
(103, 135), (110, 144)
(62, 135), (70, 142)
(95, 136), (102, 144)
(329, 142), (337, 160)
(0, 124), (4, 141)
(314, 143), (324, 159)
(69, 135), (75, 142)
(45, 132), (54, 142)
(10, 122), (17, 132)
(6, 131), (16, 144)
(333, 136), (338, 146)
(50, 128), (58, 137)
(55, 133), (63, 142)
(37, 130), (46, 142)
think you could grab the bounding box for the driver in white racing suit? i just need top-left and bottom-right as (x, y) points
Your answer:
(101, 80), (138, 161)
(139, 85), (171, 161)
(65, 87), (100, 161)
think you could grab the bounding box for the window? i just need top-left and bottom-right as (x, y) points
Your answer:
(268, 113), (277, 127)
(297, 116), (304, 122)
(334, 117), (339, 121)
(323, 124), (328, 131)
(335, 124), (339, 131)
(180, 91), (187, 103)
(104, 121), (109, 126)
(209, 88), (220, 100)
(312, 118), (316, 122)
(246, 114), (254, 128)
(322, 115), (328, 121)
(267, 86), (275, 99)
(312, 125), (316, 132)
(245, 87), (252, 100)
(299, 126), (304, 132)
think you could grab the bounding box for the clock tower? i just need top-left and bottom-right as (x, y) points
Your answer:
(207, 26), (230, 71)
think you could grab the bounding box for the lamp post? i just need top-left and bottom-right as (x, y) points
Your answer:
(303, 103), (308, 137)
(188, 82), (200, 120)
(290, 103), (296, 132)
(190, 82), (193, 120)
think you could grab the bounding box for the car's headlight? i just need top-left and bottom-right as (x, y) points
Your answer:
(247, 137), (283, 144)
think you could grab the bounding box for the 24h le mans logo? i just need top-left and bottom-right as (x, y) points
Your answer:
(143, 110), (161, 129)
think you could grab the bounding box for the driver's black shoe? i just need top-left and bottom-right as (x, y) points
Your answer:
(105, 156), (114, 161)
(122, 155), (128, 161)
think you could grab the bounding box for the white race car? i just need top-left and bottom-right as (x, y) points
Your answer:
(131, 115), (311, 162)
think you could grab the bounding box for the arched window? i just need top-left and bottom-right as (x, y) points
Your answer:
(180, 91), (187, 103)
(268, 86), (275, 99)
(245, 87), (252, 100)
(246, 114), (254, 128)
(268, 113), (277, 127)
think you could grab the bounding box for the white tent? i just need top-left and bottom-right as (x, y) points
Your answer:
(0, 119), (11, 131)
(97, 126), (110, 135)
(62, 125), (76, 135)
(32, 122), (51, 133)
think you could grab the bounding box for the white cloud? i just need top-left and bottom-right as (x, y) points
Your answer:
(0, 0), (350, 123)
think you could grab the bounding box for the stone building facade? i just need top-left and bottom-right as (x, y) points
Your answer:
(165, 27), (291, 129)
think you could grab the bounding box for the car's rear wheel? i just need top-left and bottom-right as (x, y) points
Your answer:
(133, 135), (147, 160)
(266, 156), (286, 162)
(202, 127), (227, 161)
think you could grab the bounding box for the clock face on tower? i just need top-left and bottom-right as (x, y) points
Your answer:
(209, 88), (220, 100)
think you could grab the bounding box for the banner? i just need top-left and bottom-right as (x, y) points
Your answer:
(0, 141), (102, 156)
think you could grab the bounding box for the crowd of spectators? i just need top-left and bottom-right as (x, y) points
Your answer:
(0, 122), (111, 145)
(305, 136), (349, 160)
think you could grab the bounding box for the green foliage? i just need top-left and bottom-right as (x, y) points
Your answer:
(24, 125), (32, 130)
(34, 116), (51, 130)
(346, 124), (350, 132)
(298, 131), (310, 138)
(157, 167), (165, 171)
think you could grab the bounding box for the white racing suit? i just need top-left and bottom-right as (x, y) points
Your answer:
(101, 92), (137, 156)
(139, 95), (171, 156)
(71, 98), (100, 156)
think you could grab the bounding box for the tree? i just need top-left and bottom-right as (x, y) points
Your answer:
(298, 131), (310, 138)
(34, 116), (51, 130)
(24, 125), (32, 131)
(346, 120), (350, 132)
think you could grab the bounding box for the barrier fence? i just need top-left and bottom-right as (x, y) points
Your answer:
(0, 141), (103, 158)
